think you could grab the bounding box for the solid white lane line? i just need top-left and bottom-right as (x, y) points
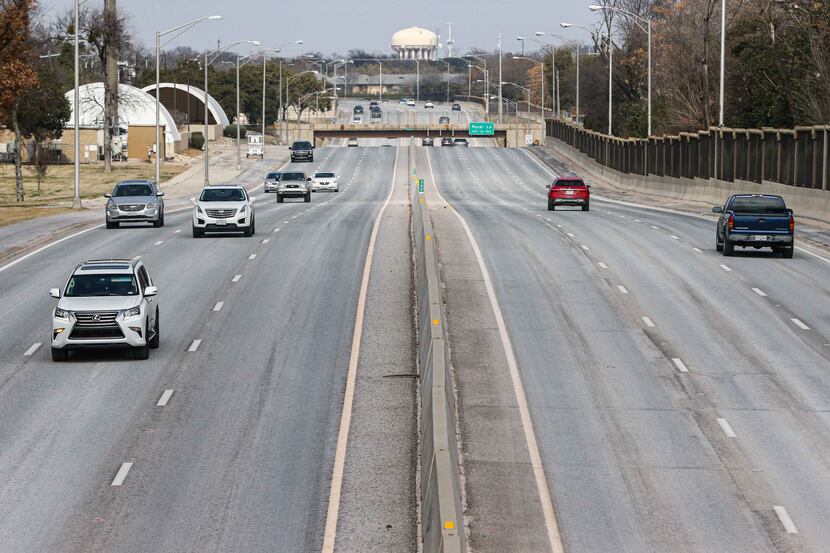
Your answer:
(427, 149), (565, 553)
(717, 418), (737, 438)
(672, 358), (690, 373)
(720, 264), (733, 272)
(617, 285), (629, 294)
(791, 318), (811, 330)
(154, 240), (164, 246)
(156, 389), (174, 407)
(24, 342), (42, 356)
(773, 506), (799, 534)
(187, 339), (201, 352)
(232, 274), (242, 283)
(111, 462), (133, 486)
(321, 146), (399, 553)
(174, 229), (182, 234)
(213, 302), (224, 312)
(598, 262), (609, 269)
(248, 254), (257, 260)
(642, 317), (656, 328)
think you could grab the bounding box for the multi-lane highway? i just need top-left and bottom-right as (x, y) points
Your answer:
(425, 145), (830, 552)
(0, 146), (415, 552)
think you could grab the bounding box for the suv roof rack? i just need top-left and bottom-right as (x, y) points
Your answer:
(79, 257), (141, 268)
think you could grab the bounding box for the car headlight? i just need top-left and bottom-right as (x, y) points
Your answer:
(124, 306), (141, 319)
(107, 200), (117, 210)
(147, 201), (158, 209)
(238, 204), (247, 214)
(54, 307), (71, 321)
(196, 204), (204, 214)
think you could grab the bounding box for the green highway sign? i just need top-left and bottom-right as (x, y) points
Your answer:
(418, 179), (424, 193)
(469, 122), (495, 136)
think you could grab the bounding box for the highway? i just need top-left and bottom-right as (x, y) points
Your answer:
(425, 146), (830, 552)
(0, 146), (408, 552)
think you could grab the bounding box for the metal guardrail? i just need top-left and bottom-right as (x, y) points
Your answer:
(547, 118), (830, 190)
(410, 141), (466, 553)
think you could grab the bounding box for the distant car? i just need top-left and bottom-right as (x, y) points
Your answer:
(453, 138), (469, 147)
(407, 99), (416, 107)
(353, 105), (364, 114)
(311, 171), (340, 192)
(277, 172), (311, 203)
(369, 100), (379, 108)
(192, 184), (256, 237)
(439, 115), (450, 124)
(451, 103), (461, 111)
(105, 179), (165, 229)
(424, 102), (434, 109)
(371, 110), (382, 119)
(422, 137), (434, 146)
(399, 98), (407, 104)
(713, 194), (794, 257)
(347, 137), (359, 147)
(290, 140), (314, 162)
(440, 137), (454, 147)
(49, 257), (159, 361)
(263, 171), (282, 193)
(546, 176), (590, 211)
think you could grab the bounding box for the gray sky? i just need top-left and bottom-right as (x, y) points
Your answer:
(42, 0), (599, 56)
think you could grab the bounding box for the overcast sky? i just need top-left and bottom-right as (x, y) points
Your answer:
(41, 0), (600, 56)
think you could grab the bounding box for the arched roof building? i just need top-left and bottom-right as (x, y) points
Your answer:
(391, 27), (439, 60)
(66, 83), (181, 145)
(141, 83), (230, 127)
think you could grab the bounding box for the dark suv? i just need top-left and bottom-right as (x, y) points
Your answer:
(353, 105), (364, 114)
(290, 141), (314, 162)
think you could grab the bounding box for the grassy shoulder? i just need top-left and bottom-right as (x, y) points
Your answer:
(0, 162), (189, 227)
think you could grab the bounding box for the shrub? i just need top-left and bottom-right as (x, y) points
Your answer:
(190, 132), (205, 150)
(223, 124), (247, 139)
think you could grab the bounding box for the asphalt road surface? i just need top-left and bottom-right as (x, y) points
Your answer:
(427, 146), (830, 553)
(0, 146), (400, 553)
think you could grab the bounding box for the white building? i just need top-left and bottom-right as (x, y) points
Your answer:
(391, 27), (439, 61)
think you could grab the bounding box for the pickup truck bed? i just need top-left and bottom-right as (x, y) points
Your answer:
(714, 194), (794, 258)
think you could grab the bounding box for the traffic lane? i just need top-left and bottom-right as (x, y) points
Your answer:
(55, 147), (397, 553)
(0, 147), (362, 553)
(472, 147), (830, 549)
(429, 147), (780, 553)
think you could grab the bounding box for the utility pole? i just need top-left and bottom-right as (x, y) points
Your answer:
(72, 0), (81, 208)
(103, 0), (118, 173)
(498, 33), (503, 123)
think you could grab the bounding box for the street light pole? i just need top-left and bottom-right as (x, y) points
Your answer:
(444, 61), (451, 103)
(498, 33), (503, 123)
(719, 0), (725, 127)
(513, 56), (544, 119)
(72, 0), (81, 208)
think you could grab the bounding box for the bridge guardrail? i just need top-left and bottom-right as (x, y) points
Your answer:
(410, 141), (466, 553)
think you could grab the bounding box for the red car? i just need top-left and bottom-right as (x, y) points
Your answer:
(547, 176), (590, 211)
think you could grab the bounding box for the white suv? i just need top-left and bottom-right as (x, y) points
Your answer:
(50, 258), (159, 361)
(192, 184), (256, 237)
(311, 171), (340, 192)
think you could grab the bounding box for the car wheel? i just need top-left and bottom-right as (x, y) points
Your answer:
(106, 221), (119, 229)
(548, 201), (555, 211)
(782, 245), (794, 259)
(51, 347), (68, 361)
(148, 311), (160, 349)
(715, 232), (724, 252)
(277, 194), (284, 203)
(192, 226), (202, 238)
(244, 219), (254, 237)
(133, 344), (150, 360)
(305, 192), (311, 203)
(153, 217), (163, 228)
(723, 236), (735, 256)
(582, 202), (590, 212)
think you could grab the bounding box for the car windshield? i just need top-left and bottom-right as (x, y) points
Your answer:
(113, 184), (153, 197)
(266, 173), (281, 180)
(199, 188), (246, 202)
(555, 180), (586, 187)
(65, 274), (139, 297)
(731, 196), (787, 213)
(293, 142), (312, 149)
(315, 172), (335, 178)
(282, 172), (306, 181)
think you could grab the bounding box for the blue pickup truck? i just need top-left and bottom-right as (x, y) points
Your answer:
(713, 194), (794, 258)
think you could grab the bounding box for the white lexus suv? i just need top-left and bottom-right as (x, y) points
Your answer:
(50, 258), (159, 361)
(192, 184), (256, 237)
(311, 171), (340, 192)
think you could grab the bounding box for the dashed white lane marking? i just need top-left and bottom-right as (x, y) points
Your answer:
(669, 235), (680, 240)
(642, 317), (656, 328)
(187, 339), (202, 352)
(719, 264), (733, 272)
(154, 240), (164, 246)
(174, 229), (182, 234)
(717, 418), (737, 438)
(580, 245), (590, 251)
(24, 342), (42, 356)
(773, 506), (799, 534)
(752, 288), (768, 297)
(213, 302), (224, 312)
(617, 285), (629, 294)
(248, 254), (257, 260)
(692, 247), (703, 253)
(598, 262), (609, 269)
(262, 238), (270, 244)
(273, 228), (280, 233)
(634, 219), (642, 223)
(791, 318), (811, 330)
(283, 220), (290, 224)
(111, 462), (133, 486)
(567, 233), (575, 238)
(650, 225), (659, 230)
(672, 358), (690, 373)
(556, 224), (563, 228)
(156, 389), (174, 407)
(232, 274), (242, 283)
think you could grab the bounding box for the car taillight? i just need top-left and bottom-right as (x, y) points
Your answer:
(789, 215), (795, 233)
(727, 214), (734, 231)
